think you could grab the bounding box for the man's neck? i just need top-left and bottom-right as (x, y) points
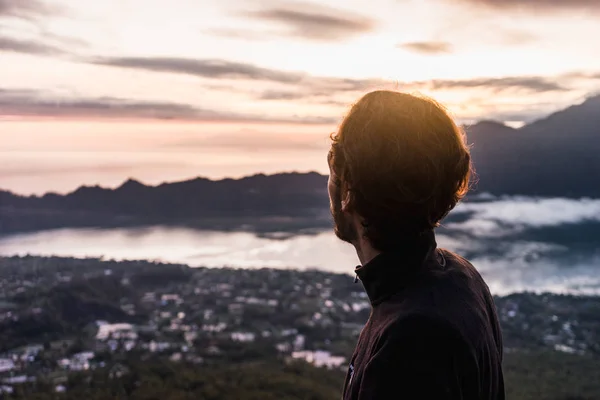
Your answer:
(355, 229), (437, 267)
(354, 236), (380, 266)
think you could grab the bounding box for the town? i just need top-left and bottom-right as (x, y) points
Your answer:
(0, 256), (599, 398)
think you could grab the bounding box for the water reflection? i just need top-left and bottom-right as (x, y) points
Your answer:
(0, 227), (357, 271)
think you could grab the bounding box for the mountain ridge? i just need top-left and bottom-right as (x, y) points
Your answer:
(1, 171), (326, 200)
(464, 94), (600, 197)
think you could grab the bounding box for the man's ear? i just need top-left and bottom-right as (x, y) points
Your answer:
(341, 189), (352, 213)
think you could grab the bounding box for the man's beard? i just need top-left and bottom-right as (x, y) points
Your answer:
(331, 186), (358, 244)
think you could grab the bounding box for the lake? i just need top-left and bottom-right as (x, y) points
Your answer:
(1, 196), (600, 296)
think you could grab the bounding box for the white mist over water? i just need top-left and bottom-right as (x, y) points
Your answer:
(450, 196), (600, 230)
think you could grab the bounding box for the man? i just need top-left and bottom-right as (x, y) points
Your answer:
(329, 91), (504, 400)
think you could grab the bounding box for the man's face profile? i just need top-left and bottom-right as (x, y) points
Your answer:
(328, 152), (357, 245)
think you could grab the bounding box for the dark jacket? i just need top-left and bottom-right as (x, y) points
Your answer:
(342, 230), (504, 400)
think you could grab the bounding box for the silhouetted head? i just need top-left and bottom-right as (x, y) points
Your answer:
(328, 90), (471, 252)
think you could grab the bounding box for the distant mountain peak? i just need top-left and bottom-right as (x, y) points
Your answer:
(521, 92), (600, 135)
(118, 179), (147, 190)
(72, 184), (103, 193)
(467, 120), (518, 131)
(583, 92), (600, 103)
(464, 120), (517, 140)
(578, 93), (600, 110)
(470, 120), (508, 128)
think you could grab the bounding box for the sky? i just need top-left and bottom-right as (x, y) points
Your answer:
(2, 0), (600, 194)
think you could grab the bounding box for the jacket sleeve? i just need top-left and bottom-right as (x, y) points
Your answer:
(357, 315), (478, 400)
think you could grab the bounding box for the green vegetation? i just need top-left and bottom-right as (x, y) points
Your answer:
(504, 351), (600, 400)
(5, 353), (600, 400)
(9, 359), (344, 400)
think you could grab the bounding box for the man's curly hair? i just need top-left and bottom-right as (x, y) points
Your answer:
(329, 90), (472, 251)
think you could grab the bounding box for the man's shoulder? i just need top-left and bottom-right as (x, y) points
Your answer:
(370, 298), (466, 351)
(376, 312), (470, 354)
(377, 248), (498, 341)
(429, 248), (492, 298)
(387, 312), (459, 335)
(437, 248), (478, 274)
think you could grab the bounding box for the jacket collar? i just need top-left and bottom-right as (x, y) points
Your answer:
(355, 230), (438, 306)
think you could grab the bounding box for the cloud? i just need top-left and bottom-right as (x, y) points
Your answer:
(304, 76), (386, 93)
(443, 198), (600, 248)
(91, 57), (305, 84)
(0, 0), (51, 19)
(440, 197), (600, 295)
(91, 55), (573, 96)
(258, 90), (308, 100)
(257, 89), (345, 103)
(420, 76), (567, 93)
(0, 88), (336, 124)
(454, 0), (600, 11)
(0, 34), (64, 55)
(90, 56), (387, 97)
(203, 28), (275, 41)
(0, 162), (191, 178)
(0, 1), (81, 57)
(239, 1), (377, 41)
(398, 41), (453, 54)
(168, 129), (326, 152)
(498, 29), (538, 45)
(39, 28), (88, 49)
(562, 71), (600, 80)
